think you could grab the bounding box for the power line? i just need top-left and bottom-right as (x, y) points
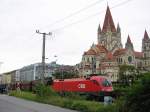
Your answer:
(111, 0), (133, 9)
(51, 0), (134, 32)
(39, 0), (105, 30)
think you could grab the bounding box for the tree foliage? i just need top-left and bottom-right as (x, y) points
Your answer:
(119, 65), (137, 86)
(122, 72), (150, 112)
(34, 83), (57, 98)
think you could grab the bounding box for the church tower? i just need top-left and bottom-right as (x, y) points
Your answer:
(142, 30), (150, 70)
(142, 30), (150, 58)
(97, 6), (122, 52)
(125, 35), (134, 51)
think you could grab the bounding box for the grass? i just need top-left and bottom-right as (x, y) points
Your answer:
(10, 90), (117, 112)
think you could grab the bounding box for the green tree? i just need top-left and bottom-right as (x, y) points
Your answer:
(119, 65), (137, 86)
(123, 72), (150, 112)
(34, 83), (57, 98)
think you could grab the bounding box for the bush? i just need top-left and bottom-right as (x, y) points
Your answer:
(113, 86), (130, 98)
(34, 83), (57, 98)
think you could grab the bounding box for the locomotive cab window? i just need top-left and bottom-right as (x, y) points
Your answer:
(102, 79), (111, 87)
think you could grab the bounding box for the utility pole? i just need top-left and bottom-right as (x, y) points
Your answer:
(36, 30), (52, 83)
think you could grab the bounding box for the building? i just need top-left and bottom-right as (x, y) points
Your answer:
(17, 62), (75, 82)
(77, 6), (150, 82)
(19, 62), (59, 82)
(1, 72), (11, 84)
(0, 61), (76, 84)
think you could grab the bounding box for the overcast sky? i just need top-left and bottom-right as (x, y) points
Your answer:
(0, 0), (150, 73)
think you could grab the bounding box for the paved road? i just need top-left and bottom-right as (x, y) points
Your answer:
(0, 95), (78, 112)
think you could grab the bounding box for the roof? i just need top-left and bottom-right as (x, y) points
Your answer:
(127, 35), (132, 44)
(113, 49), (127, 56)
(84, 44), (108, 56)
(95, 44), (108, 54)
(143, 30), (149, 41)
(102, 6), (116, 33)
(98, 24), (101, 34)
(134, 51), (143, 58)
(117, 23), (120, 32)
(84, 48), (96, 55)
(103, 52), (115, 61)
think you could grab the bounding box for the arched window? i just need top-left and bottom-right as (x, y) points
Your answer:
(87, 57), (89, 62)
(120, 58), (122, 63)
(91, 57), (93, 62)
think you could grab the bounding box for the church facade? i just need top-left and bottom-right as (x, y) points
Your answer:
(77, 6), (150, 82)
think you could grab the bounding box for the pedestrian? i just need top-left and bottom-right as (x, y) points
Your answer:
(16, 82), (20, 91)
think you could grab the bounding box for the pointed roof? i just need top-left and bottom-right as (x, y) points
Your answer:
(127, 35), (132, 44)
(98, 24), (101, 34)
(95, 44), (108, 53)
(102, 6), (116, 33)
(83, 48), (96, 55)
(143, 30), (149, 41)
(117, 23), (120, 32)
(113, 48), (127, 56)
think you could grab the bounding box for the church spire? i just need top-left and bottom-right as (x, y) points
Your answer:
(117, 23), (121, 33)
(143, 29), (149, 41)
(127, 35), (132, 44)
(102, 6), (116, 33)
(125, 34), (134, 50)
(98, 24), (101, 34)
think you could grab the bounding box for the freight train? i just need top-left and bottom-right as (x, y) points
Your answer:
(1, 75), (113, 100)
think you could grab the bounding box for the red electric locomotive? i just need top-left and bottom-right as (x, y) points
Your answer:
(52, 76), (113, 98)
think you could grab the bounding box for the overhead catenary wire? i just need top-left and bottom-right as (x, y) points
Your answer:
(50, 0), (135, 33)
(39, 0), (105, 30)
(31, 0), (122, 35)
